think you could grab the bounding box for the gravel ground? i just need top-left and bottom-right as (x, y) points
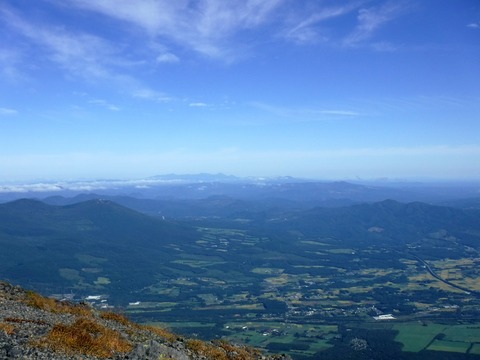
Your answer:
(0, 281), (290, 360)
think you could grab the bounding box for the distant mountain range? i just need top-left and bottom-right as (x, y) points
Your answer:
(1, 173), (479, 205)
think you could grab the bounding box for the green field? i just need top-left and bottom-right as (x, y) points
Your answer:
(393, 323), (447, 352)
(221, 322), (336, 355)
(469, 344), (480, 355)
(442, 325), (480, 342)
(393, 322), (480, 354)
(427, 339), (470, 353)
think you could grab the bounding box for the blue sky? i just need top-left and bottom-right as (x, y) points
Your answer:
(1, 0), (479, 182)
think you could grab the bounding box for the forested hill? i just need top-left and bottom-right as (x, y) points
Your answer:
(0, 199), (199, 295)
(262, 199), (480, 247)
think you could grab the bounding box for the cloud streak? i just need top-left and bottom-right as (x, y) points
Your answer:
(67, 0), (284, 59)
(189, 102), (208, 107)
(344, 1), (410, 46)
(1, 7), (115, 81)
(284, 3), (362, 44)
(64, 0), (409, 57)
(0, 107), (18, 116)
(1, 4), (169, 101)
(250, 102), (360, 120)
(0, 0), (413, 95)
(89, 99), (120, 111)
(156, 53), (179, 63)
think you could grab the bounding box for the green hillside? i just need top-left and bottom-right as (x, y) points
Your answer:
(0, 199), (199, 298)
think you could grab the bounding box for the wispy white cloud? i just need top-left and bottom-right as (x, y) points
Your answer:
(89, 99), (120, 111)
(0, 46), (26, 83)
(156, 52), (179, 63)
(250, 101), (360, 120)
(467, 23), (479, 29)
(344, 2), (409, 46)
(189, 102), (208, 107)
(1, 7), (115, 81)
(66, 0), (285, 59)
(1, 5), (171, 102)
(284, 3), (361, 44)
(132, 88), (173, 102)
(0, 107), (18, 116)
(280, 1), (409, 49)
(2, 0), (413, 85)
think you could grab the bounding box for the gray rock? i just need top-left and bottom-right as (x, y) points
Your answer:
(1, 281), (289, 360)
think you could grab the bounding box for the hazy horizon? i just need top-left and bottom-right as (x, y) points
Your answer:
(1, 172), (479, 192)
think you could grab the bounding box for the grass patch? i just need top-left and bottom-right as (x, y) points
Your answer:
(142, 324), (179, 343)
(186, 339), (260, 360)
(194, 304), (263, 311)
(300, 241), (329, 246)
(40, 317), (132, 358)
(159, 321), (216, 329)
(127, 301), (177, 309)
(393, 323), (446, 352)
(358, 268), (395, 277)
(265, 274), (290, 285)
(58, 268), (82, 281)
(223, 322), (337, 355)
(251, 268), (284, 275)
(326, 248), (354, 254)
(302, 339), (333, 354)
(427, 340), (470, 353)
(469, 344), (480, 355)
(172, 278), (198, 286)
(94, 277), (111, 285)
(26, 291), (91, 317)
(172, 259), (226, 268)
(442, 325), (480, 342)
(100, 311), (133, 327)
(0, 322), (15, 335)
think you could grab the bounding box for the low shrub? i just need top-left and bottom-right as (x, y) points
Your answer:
(100, 311), (133, 327)
(41, 317), (132, 358)
(142, 324), (180, 343)
(187, 339), (229, 360)
(26, 291), (91, 317)
(0, 322), (15, 335)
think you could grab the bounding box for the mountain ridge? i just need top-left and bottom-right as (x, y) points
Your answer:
(1, 197), (479, 297)
(2, 176), (479, 204)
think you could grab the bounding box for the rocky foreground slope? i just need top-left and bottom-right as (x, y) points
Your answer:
(0, 282), (289, 360)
